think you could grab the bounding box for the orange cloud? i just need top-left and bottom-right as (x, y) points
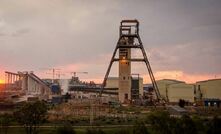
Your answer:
(142, 70), (220, 84)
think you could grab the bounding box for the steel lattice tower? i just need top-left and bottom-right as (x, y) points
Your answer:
(101, 20), (161, 101)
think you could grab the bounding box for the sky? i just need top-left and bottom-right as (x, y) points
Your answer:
(0, 0), (221, 84)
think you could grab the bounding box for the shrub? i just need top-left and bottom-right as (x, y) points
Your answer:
(133, 121), (149, 134)
(56, 122), (75, 134)
(86, 128), (105, 134)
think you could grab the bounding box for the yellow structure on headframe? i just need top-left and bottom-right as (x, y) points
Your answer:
(118, 37), (132, 102)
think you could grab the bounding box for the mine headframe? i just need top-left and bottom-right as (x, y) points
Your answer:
(100, 19), (161, 101)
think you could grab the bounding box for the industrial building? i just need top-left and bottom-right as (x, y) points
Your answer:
(196, 79), (221, 100)
(105, 77), (118, 88)
(23, 72), (51, 97)
(156, 79), (185, 101)
(156, 79), (195, 103)
(105, 76), (143, 101)
(196, 79), (221, 107)
(155, 78), (221, 105)
(167, 83), (195, 103)
(4, 71), (51, 101)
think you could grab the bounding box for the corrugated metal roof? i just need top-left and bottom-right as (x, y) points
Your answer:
(196, 78), (221, 83)
(157, 79), (185, 83)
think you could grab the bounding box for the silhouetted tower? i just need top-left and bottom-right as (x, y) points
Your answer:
(101, 20), (161, 102)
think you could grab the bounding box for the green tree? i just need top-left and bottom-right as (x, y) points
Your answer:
(180, 115), (197, 134)
(0, 113), (13, 134)
(207, 116), (221, 134)
(86, 128), (105, 134)
(169, 117), (183, 134)
(192, 115), (206, 134)
(147, 111), (171, 134)
(56, 122), (75, 134)
(114, 128), (131, 134)
(133, 121), (149, 134)
(14, 101), (48, 134)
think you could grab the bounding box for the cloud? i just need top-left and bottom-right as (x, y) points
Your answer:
(141, 70), (221, 84)
(0, 0), (220, 83)
(0, 18), (29, 36)
(148, 41), (221, 75)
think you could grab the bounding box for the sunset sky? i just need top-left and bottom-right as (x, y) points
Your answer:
(0, 0), (221, 84)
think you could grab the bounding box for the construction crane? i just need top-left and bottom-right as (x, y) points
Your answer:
(70, 72), (88, 77)
(40, 68), (61, 83)
(55, 71), (65, 79)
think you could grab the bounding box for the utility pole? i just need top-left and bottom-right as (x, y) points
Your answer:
(90, 98), (94, 126)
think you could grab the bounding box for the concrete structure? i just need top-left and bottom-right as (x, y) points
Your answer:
(5, 71), (51, 100)
(156, 79), (184, 101)
(167, 83), (195, 103)
(196, 79), (221, 100)
(105, 77), (118, 88)
(106, 77), (143, 102)
(22, 72), (51, 99)
(119, 39), (132, 102)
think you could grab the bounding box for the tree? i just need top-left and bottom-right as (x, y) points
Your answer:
(133, 121), (149, 134)
(147, 111), (171, 134)
(86, 128), (105, 134)
(207, 116), (221, 134)
(192, 115), (206, 134)
(56, 122), (75, 134)
(169, 117), (183, 134)
(0, 113), (13, 134)
(180, 115), (197, 134)
(166, 115), (198, 134)
(114, 128), (131, 134)
(14, 101), (48, 134)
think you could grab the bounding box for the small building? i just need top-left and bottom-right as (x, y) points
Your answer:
(105, 76), (143, 103)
